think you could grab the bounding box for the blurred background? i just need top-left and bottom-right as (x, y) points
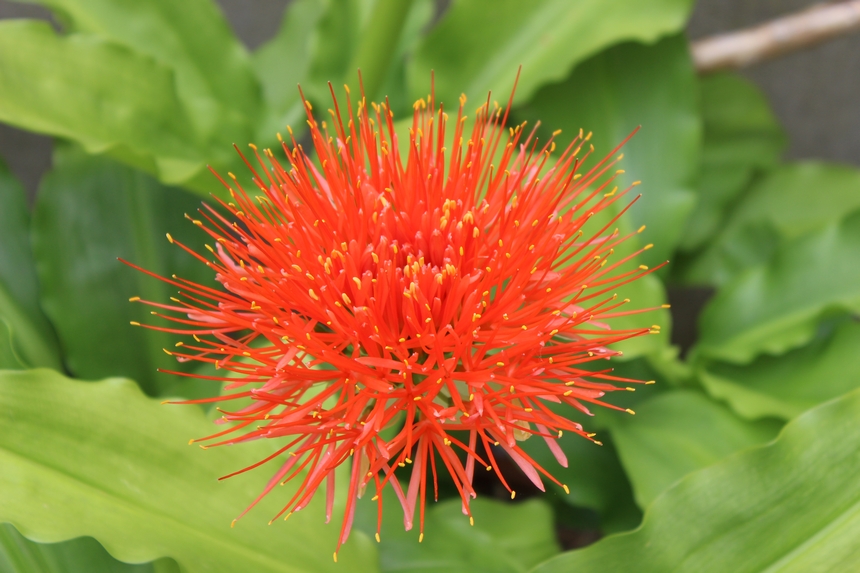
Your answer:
(2, 0), (859, 199)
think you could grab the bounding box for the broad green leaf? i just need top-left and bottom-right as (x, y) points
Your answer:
(354, 493), (559, 573)
(696, 210), (860, 363)
(408, 0), (695, 107)
(0, 160), (61, 369)
(0, 523), (178, 573)
(0, 369), (378, 573)
(701, 319), (860, 421)
(514, 36), (700, 268)
(610, 390), (781, 508)
(13, 0), (260, 148)
(0, 21), (203, 185)
(252, 0), (326, 141)
(684, 162), (860, 287)
(31, 146), (215, 396)
(532, 387), (860, 573)
(678, 72), (786, 253)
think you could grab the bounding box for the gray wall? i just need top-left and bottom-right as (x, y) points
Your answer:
(1, 0), (858, 200)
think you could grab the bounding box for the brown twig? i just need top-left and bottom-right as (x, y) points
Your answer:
(692, 1), (860, 73)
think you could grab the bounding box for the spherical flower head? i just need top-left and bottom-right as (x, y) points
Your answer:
(128, 76), (663, 555)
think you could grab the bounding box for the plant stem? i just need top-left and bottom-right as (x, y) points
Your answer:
(692, 0), (860, 73)
(347, 0), (416, 101)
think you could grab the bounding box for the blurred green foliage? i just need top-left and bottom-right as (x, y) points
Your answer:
(1, 0), (859, 571)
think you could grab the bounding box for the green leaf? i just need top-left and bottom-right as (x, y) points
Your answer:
(13, 0), (261, 149)
(303, 0), (415, 106)
(532, 387), (860, 573)
(0, 160), (61, 370)
(701, 319), (860, 421)
(355, 493), (559, 573)
(513, 36), (700, 268)
(0, 523), (178, 573)
(252, 0), (326, 141)
(696, 210), (860, 363)
(0, 369), (379, 573)
(375, 0), (435, 117)
(610, 390), (781, 508)
(677, 72), (786, 253)
(519, 431), (641, 534)
(0, 21), (203, 185)
(31, 146), (216, 396)
(683, 162), (860, 287)
(408, 0), (695, 107)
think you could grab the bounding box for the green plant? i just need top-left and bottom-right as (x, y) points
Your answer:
(2, 1), (859, 571)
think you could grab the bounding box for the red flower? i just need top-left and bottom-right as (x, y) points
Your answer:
(127, 76), (661, 558)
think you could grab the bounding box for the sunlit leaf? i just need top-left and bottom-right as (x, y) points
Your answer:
(532, 388), (860, 572)
(0, 21), (204, 185)
(0, 369), (379, 573)
(12, 0), (261, 149)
